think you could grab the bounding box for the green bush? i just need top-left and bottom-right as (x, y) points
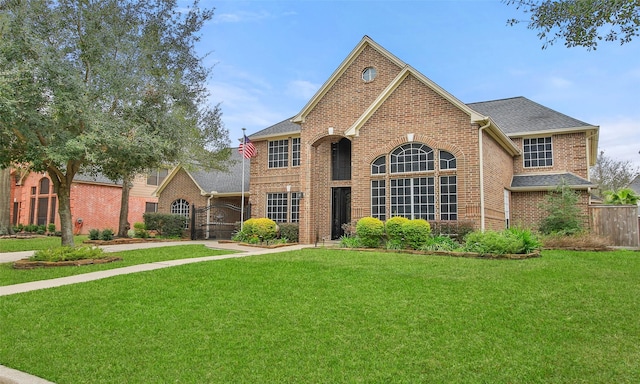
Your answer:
(401, 219), (431, 249)
(421, 236), (462, 252)
(385, 217), (409, 242)
(539, 183), (584, 235)
(101, 228), (114, 241)
(47, 223), (56, 233)
(339, 235), (362, 248)
(24, 224), (38, 233)
(279, 223), (299, 243)
(143, 213), (187, 238)
(463, 228), (541, 255)
(133, 222), (149, 238)
(30, 246), (105, 262)
(242, 218), (278, 242)
(356, 217), (385, 248)
(88, 229), (101, 240)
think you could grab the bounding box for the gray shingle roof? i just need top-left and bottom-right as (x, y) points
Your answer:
(511, 173), (595, 189)
(249, 117), (300, 140)
(467, 97), (593, 135)
(74, 173), (122, 186)
(189, 149), (249, 194)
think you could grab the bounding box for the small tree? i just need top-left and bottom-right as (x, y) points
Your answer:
(603, 188), (640, 205)
(539, 182), (584, 235)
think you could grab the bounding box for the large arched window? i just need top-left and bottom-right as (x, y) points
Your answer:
(371, 144), (457, 221)
(30, 177), (56, 226)
(390, 143), (434, 173)
(171, 199), (190, 228)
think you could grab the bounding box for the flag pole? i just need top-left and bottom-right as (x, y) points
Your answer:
(240, 128), (246, 231)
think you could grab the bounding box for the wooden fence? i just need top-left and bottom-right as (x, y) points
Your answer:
(589, 205), (639, 248)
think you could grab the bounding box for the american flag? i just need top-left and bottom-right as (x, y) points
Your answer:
(238, 135), (257, 159)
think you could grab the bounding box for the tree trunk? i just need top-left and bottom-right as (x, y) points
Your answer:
(0, 167), (15, 235)
(118, 175), (132, 238)
(48, 166), (77, 247)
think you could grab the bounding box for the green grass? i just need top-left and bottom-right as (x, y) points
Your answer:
(0, 245), (234, 286)
(1, 249), (639, 383)
(0, 235), (88, 252)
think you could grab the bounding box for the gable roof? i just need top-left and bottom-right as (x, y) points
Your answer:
(511, 172), (595, 191)
(155, 149), (250, 197)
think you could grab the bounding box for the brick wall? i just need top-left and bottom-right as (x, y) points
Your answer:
(511, 190), (590, 230)
(511, 132), (589, 178)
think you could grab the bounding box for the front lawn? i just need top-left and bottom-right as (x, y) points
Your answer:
(0, 235), (88, 253)
(0, 245), (234, 286)
(1, 248), (639, 383)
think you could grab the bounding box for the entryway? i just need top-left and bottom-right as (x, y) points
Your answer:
(331, 187), (351, 239)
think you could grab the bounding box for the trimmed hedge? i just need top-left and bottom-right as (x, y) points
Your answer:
(356, 217), (385, 248)
(401, 219), (431, 249)
(385, 217), (409, 242)
(143, 213), (187, 238)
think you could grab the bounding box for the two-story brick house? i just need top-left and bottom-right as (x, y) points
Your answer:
(246, 36), (598, 244)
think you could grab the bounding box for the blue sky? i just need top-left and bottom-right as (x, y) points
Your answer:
(196, 0), (640, 168)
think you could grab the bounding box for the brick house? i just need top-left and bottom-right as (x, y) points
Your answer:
(9, 169), (164, 235)
(246, 36), (599, 244)
(155, 149), (250, 239)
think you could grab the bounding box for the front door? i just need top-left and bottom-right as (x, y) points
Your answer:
(331, 187), (351, 239)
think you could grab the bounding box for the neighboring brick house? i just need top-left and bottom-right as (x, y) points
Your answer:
(9, 169), (162, 234)
(246, 36), (599, 244)
(155, 149), (250, 239)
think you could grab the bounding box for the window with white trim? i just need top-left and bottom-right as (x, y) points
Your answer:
(292, 138), (301, 167)
(268, 140), (289, 168)
(523, 137), (553, 167)
(371, 144), (458, 221)
(170, 199), (190, 229)
(267, 192), (300, 223)
(440, 176), (457, 220)
(371, 180), (386, 220)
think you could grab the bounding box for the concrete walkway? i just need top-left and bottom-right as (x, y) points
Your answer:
(0, 240), (311, 384)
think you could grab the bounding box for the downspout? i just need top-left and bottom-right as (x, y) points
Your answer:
(478, 120), (491, 231)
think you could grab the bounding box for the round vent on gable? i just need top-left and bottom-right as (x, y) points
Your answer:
(362, 67), (377, 82)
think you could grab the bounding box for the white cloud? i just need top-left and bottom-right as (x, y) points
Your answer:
(548, 76), (572, 89)
(596, 116), (640, 168)
(213, 9), (296, 24)
(285, 80), (320, 100)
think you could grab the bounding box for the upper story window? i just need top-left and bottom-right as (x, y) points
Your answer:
(439, 150), (456, 170)
(147, 168), (169, 186)
(371, 156), (386, 175)
(268, 139), (289, 168)
(362, 67), (377, 82)
(332, 138), (351, 180)
(292, 138), (301, 167)
(390, 143), (434, 173)
(523, 137), (553, 168)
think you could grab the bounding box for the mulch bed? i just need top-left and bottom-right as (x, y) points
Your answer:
(13, 256), (123, 269)
(83, 238), (187, 245)
(335, 247), (542, 260)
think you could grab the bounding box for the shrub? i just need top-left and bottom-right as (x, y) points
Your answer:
(539, 183), (584, 235)
(401, 219), (431, 249)
(421, 236), (462, 252)
(30, 246), (105, 262)
(36, 225), (46, 235)
(356, 217), (385, 248)
(24, 224), (38, 233)
(88, 229), (101, 240)
(463, 228), (540, 255)
(385, 217), (409, 242)
(242, 218), (278, 241)
(143, 213), (187, 238)
(47, 223), (56, 233)
(101, 228), (114, 241)
(133, 222), (149, 238)
(279, 223), (299, 243)
(339, 235), (362, 248)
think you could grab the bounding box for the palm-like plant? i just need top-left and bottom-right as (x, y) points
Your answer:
(603, 188), (640, 205)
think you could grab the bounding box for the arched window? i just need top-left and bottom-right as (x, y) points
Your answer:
(31, 177), (56, 226)
(39, 178), (50, 194)
(439, 150), (456, 170)
(371, 156), (386, 175)
(171, 199), (190, 228)
(390, 143), (434, 173)
(371, 143), (457, 221)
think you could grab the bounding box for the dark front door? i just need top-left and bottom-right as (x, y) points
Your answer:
(331, 187), (351, 239)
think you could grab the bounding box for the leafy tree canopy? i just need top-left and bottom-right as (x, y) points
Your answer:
(0, 0), (228, 246)
(504, 0), (640, 49)
(590, 150), (640, 198)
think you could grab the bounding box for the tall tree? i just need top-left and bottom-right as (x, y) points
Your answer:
(504, 0), (640, 49)
(0, 0), (228, 246)
(590, 151), (640, 198)
(0, 167), (13, 235)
